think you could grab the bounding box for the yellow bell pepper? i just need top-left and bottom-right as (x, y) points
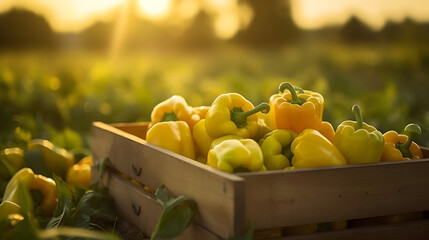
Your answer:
(2, 168), (57, 217)
(334, 105), (384, 164)
(291, 129), (346, 168)
(207, 135), (266, 173)
(259, 129), (297, 170)
(0, 147), (25, 178)
(27, 139), (74, 178)
(381, 123), (423, 161)
(252, 111), (274, 142)
(269, 82), (324, 134)
(205, 93), (270, 139)
(66, 157), (93, 190)
(192, 119), (214, 159)
(149, 95), (200, 130)
(193, 106), (210, 119)
(0, 201), (21, 221)
(146, 121), (196, 160)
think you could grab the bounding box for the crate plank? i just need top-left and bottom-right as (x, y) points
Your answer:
(92, 167), (223, 240)
(110, 122), (148, 140)
(273, 219), (429, 240)
(240, 160), (429, 230)
(91, 122), (245, 238)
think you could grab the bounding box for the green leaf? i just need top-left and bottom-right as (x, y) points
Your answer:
(46, 207), (67, 229)
(69, 189), (116, 229)
(51, 174), (72, 219)
(228, 222), (254, 240)
(150, 186), (197, 240)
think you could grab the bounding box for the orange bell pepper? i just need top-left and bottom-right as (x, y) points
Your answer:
(269, 82), (324, 134)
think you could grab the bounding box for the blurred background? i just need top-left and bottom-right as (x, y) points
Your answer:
(0, 0), (428, 149)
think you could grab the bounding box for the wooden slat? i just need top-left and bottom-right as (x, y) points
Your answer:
(91, 122), (245, 239)
(240, 159), (429, 230)
(420, 147), (429, 158)
(91, 167), (223, 240)
(110, 122), (148, 140)
(272, 219), (429, 240)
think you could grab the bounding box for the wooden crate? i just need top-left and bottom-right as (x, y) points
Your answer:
(91, 121), (429, 240)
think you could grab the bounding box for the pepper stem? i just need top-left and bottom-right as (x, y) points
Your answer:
(231, 103), (270, 128)
(352, 105), (363, 130)
(398, 123), (421, 158)
(161, 112), (179, 122)
(279, 82), (305, 105)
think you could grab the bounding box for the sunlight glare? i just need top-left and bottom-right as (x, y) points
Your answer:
(137, 0), (171, 19)
(291, 0), (429, 30)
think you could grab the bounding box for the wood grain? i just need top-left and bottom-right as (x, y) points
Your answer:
(271, 219), (429, 240)
(92, 167), (223, 240)
(239, 159), (429, 230)
(91, 122), (245, 239)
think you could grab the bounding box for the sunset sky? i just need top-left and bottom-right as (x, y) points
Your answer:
(0, 0), (428, 38)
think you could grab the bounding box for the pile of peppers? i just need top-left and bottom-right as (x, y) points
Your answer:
(0, 139), (94, 227)
(146, 82), (424, 173)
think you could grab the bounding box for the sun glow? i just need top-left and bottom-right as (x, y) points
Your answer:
(137, 0), (171, 19)
(291, 0), (429, 30)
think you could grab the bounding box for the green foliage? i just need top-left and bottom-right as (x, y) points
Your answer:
(47, 174), (116, 230)
(151, 185), (197, 240)
(0, 44), (428, 148)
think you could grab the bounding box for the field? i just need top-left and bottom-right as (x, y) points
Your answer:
(1, 43), (429, 150)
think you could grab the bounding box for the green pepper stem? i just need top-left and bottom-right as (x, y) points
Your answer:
(294, 86), (305, 94)
(161, 112), (179, 122)
(279, 82), (305, 105)
(236, 103), (270, 119)
(398, 123), (422, 157)
(231, 103), (270, 128)
(352, 105), (363, 130)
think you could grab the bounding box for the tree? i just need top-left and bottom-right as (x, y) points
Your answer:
(0, 8), (55, 49)
(233, 0), (300, 48)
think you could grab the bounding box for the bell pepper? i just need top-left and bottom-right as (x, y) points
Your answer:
(0, 147), (25, 178)
(207, 135), (266, 173)
(146, 121), (196, 160)
(252, 111), (274, 142)
(66, 157), (93, 190)
(381, 123), (423, 162)
(259, 129), (297, 170)
(205, 93), (270, 139)
(27, 139), (74, 178)
(0, 201), (22, 221)
(2, 168), (57, 217)
(149, 95), (200, 130)
(269, 82), (324, 134)
(334, 105), (384, 164)
(192, 119), (214, 159)
(193, 106), (210, 119)
(318, 121), (335, 142)
(291, 129), (346, 168)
